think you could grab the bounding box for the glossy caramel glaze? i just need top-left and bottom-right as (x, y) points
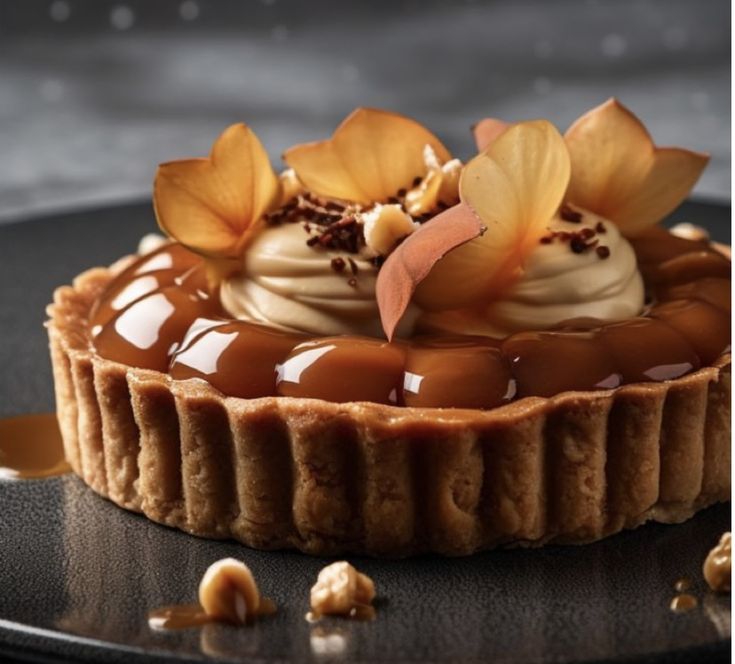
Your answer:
(90, 233), (731, 409)
(0, 413), (71, 480)
(669, 593), (698, 613)
(148, 597), (277, 631)
(148, 604), (212, 630)
(306, 603), (376, 623)
(277, 337), (405, 405)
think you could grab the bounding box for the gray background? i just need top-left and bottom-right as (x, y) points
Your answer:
(0, 0), (730, 223)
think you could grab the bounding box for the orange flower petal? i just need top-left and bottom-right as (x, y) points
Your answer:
(283, 108), (451, 205)
(416, 120), (570, 309)
(565, 98), (709, 235)
(375, 203), (484, 341)
(472, 118), (510, 152)
(154, 123), (279, 259)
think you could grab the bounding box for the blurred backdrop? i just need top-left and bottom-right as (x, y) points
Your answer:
(0, 0), (730, 223)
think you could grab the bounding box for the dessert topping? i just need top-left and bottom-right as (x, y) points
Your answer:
(377, 120), (570, 338)
(154, 123), (280, 261)
(360, 203), (418, 256)
(137, 233), (167, 256)
(472, 117), (510, 152)
(538, 218), (610, 259)
(564, 98), (708, 236)
(378, 98), (707, 340)
(417, 211), (644, 339)
(376, 204), (485, 340)
(403, 145), (462, 217)
(309, 561), (376, 621)
(218, 221), (416, 338)
(277, 167), (304, 205)
(559, 204), (583, 223)
(283, 108), (452, 205)
(703, 532), (731, 593)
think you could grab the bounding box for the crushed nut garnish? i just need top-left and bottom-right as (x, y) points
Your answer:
(264, 181), (450, 284)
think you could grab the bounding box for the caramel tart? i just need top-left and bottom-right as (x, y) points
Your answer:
(46, 104), (730, 556)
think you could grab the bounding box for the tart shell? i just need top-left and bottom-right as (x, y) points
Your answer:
(47, 265), (731, 556)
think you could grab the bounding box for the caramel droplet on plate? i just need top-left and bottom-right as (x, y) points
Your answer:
(670, 593), (698, 613)
(0, 413), (70, 480)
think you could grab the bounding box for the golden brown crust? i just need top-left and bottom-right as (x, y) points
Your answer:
(47, 266), (731, 556)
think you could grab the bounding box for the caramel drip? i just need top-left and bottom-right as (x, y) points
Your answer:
(91, 234), (731, 409)
(148, 604), (212, 630)
(306, 604), (376, 623)
(0, 413), (71, 480)
(148, 598), (277, 631)
(670, 593), (698, 613)
(674, 577), (692, 592)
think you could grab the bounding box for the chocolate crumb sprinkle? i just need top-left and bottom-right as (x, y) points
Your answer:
(347, 257), (359, 275)
(596, 246), (611, 259)
(580, 227), (595, 240)
(348, 277), (357, 288)
(560, 205), (583, 223)
(570, 236), (587, 253)
(595, 221), (607, 233)
(412, 176), (422, 187)
(330, 257), (346, 273)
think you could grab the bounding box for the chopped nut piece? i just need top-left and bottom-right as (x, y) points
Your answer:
(360, 204), (418, 257)
(703, 532), (731, 593)
(198, 558), (263, 625)
(277, 168), (305, 206)
(560, 204), (583, 223)
(404, 145), (461, 217)
(137, 233), (167, 256)
(670, 222), (709, 242)
(310, 561), (376, 618)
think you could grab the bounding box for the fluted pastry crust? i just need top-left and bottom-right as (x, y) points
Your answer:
(47, 266), (731, 556)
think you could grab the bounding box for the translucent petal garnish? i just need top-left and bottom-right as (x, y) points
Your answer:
(283, 108), (452, 205)
(154, 123), (279, 259)
(565, 98), (708, 236)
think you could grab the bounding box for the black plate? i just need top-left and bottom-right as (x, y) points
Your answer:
(0, 200), (731, 664)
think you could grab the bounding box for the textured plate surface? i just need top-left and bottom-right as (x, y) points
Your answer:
(0, 200), (731, 663)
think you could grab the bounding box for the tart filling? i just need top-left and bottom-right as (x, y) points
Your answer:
(89, 228), (729, 408)
(85, 100), (728, 409)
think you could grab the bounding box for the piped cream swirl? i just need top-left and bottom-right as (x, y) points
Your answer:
(221, 222), (418, 337)
(421, 210), (645, 338)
